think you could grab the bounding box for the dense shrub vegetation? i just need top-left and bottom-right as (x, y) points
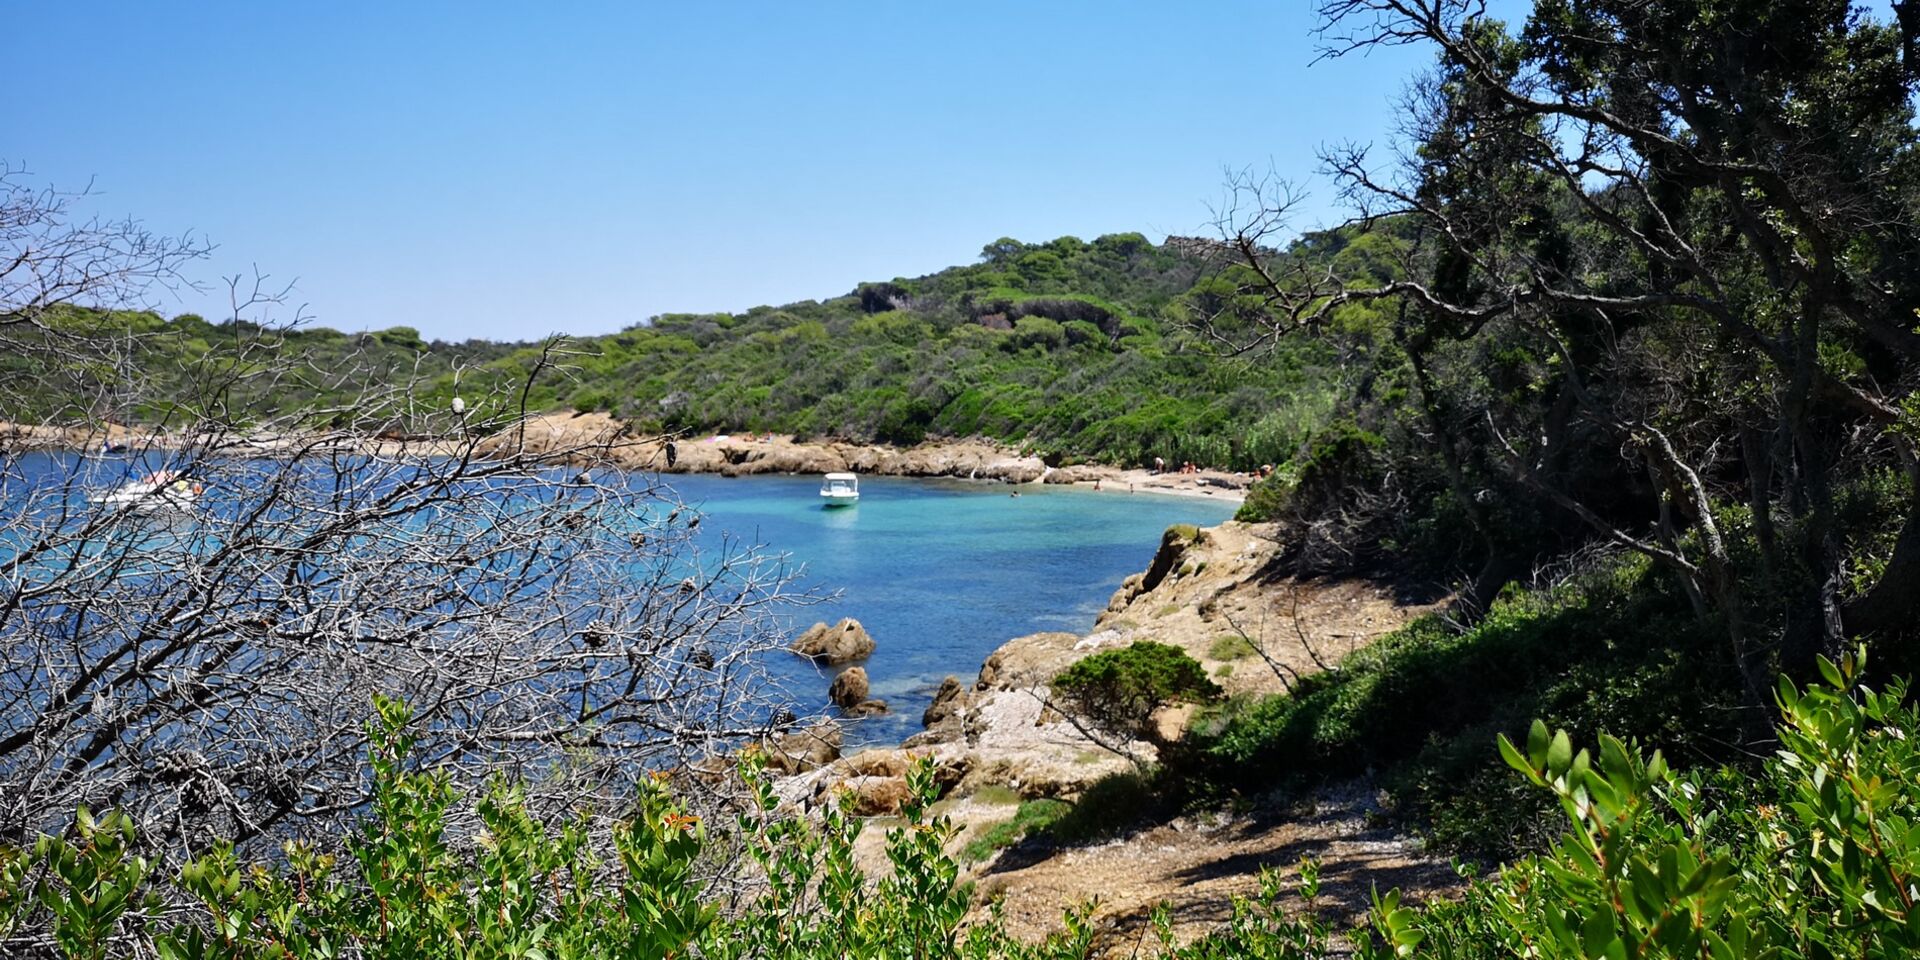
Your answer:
(1190, 554), (1737, 859)
(9, 665), (1920, 960)
(30, 233), (1364, 471)
(1147, 0), (1920, 877)
(1052, 641), (1222, 752)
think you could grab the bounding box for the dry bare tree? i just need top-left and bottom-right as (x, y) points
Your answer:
(0, 164), (811, 861)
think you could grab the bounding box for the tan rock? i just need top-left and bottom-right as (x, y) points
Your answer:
(757, 721), (842, 775)
(845, 698), (889, 717)
(791, 617), (876, 665)
(828, 666), (870, 708)
(923, 675), (966, 728)
(841, 749), (913, 778)
(830, 775), (912, 816)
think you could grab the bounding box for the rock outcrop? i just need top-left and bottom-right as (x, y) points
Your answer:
(834, 775), (913, 816)
(922, 675), (965, 729)
(755, 721), (843, 776)
(792, 617), (876, 665)
(828, 666), (870, 707)
(896, 521), (1440, 806)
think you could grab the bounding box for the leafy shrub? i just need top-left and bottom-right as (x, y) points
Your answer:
(1361, 652), (1920, 959)
(1195, 555), (1737, 858)
(1234, 471), (1290, 522)
(1053, 641), (1223, 748)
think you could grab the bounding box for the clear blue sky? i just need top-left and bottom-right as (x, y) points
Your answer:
(11, 2), (1438, 341)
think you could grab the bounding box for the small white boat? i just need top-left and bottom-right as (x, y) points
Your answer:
(89, 470), (202, 515)
(819, 472), (859, 507)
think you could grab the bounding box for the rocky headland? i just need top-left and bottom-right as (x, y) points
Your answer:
(769, 518), (1461, 950)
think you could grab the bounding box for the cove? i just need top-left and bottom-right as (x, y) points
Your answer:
(666, 474), (1237, 745)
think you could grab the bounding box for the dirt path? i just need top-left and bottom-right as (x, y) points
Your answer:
(972, 784), (1460, 953)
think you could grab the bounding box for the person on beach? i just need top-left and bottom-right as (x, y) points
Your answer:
(1153, 456), (1165, 474)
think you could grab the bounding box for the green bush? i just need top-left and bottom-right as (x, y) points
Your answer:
(0, 697), (1105, 960)
(1195, 555), (1737, 858)
(1053, 641), (1223, 748)
(1353, 652), (1920, 959)
(1234, 472), (1291, 522)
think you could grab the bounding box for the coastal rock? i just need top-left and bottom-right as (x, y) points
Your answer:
(828, 666), (870, 707)
(974, 632), (1084, 692)
(809, 748), (969, 811)
(829, 775), (913, 816)
(1139, 524), (1199, 595)
(841, 749), (913, 778)
(922, 675), (965, 728)
(1106, 573), (1147, 613)
(846, 698), (889, 717)
(791, 617), (876, 664)
(757, 721), (843, 775)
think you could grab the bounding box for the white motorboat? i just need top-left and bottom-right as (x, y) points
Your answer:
(819, 472), (859, 507)
(89, 470), (202, 515)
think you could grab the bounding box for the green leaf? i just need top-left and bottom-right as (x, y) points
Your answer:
(1548, 730), (1573, 775)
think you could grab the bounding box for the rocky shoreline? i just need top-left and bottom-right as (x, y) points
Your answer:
(770, 520), (1427, 806)
(511, 412), (1251, 502)
(1, 410), (1252, 503)
(758, 517), (1451, 949)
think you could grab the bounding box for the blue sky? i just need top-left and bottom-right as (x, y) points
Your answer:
(11, 2), (1440, 340)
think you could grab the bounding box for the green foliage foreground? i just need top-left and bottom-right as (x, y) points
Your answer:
(6, 661), (1920, 958)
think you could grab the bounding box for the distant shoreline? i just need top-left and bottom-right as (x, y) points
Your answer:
(495, 413), (1252, 504)
(0, 412), (1252, 505)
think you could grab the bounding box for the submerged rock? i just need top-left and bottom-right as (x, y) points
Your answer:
(791, 617), (876, 665)
(846, 698), (889, 717)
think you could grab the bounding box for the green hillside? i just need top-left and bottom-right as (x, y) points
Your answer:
(21, 232), (1382, 472)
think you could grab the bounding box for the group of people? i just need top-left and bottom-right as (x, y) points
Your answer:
(1149, 455), (1276, 481)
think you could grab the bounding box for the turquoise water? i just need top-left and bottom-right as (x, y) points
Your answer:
(665, 474), (1237, 745)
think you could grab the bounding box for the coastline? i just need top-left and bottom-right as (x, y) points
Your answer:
(513, 412), (1252, 504)
(2, 411), (1251, 504)
(775, 519), (1451, 947)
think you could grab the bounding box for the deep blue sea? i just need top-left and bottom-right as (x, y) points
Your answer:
(664, 474), (1236, 743)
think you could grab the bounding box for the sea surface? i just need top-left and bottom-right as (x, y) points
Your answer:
(665, 474), (1237, 744)
(5, 451), (1237, 747)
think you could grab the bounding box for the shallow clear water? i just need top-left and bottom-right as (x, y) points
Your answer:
(3, 452), (1237, 748)
(664, 474), (1237, 745)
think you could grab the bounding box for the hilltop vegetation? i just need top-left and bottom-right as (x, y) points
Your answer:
(22, 232), (1386, 472)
